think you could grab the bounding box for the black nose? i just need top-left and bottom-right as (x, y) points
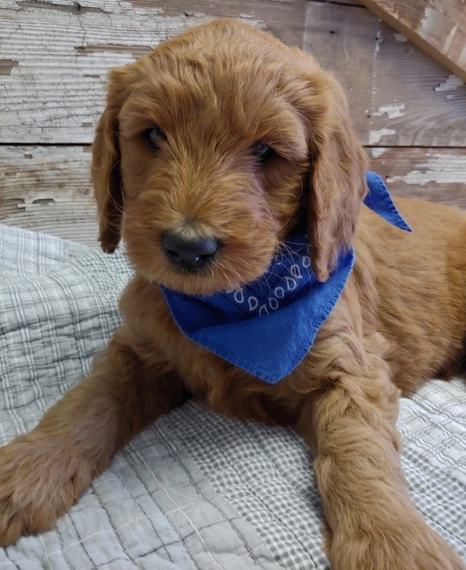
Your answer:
(162, 232), (219, 271)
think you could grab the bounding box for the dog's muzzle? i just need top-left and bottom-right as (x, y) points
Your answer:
(162, 231), (219, 272)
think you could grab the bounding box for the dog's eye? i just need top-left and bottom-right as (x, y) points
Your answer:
(251, 142), (275, 163)
(145, 127), (166, 150)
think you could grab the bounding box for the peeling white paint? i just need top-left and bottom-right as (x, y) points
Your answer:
(419, 7), (437, 40)
(394, 33), (407, 42)
(239, 13), (260, 21)
(368, 129), (396, 145)
(443, 24), (458, 53)
(387, 154), (466, 186)
(435, 75), (464, 92)
(374, 103), (405, 119)
(371, 147), (386, 158)
(0, 1), (264, 144)
(375, 31), (383, 53)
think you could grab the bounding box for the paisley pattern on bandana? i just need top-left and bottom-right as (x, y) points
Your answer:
(160, 172), (412, 384)
(198, 233), (312, 320)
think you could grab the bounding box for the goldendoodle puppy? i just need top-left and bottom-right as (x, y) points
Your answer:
(0, 18), (465, 570)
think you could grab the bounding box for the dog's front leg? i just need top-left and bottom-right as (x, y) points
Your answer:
(0, 330), (188, 546)
(300, 368), (465, 570)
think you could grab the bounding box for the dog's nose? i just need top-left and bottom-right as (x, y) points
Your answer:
(162, 232), (218, 271)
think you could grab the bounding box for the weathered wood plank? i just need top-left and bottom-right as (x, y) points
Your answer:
(1, 145), (464, 246)
(0, 0), (305, 144)
(0, 0), (213, 144)
(1, 0), (465, 147)
(143, 0), (307, 47)
(304, 3), (378, 145)
(304, 2), (466, 147)
(367, 20), (466, 147)
(360, 0), (466, 82)
(0, 145), (98, 245)
(368, 147), (466, 209)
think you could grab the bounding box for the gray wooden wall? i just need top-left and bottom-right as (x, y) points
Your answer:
(1, 0), (465, 246)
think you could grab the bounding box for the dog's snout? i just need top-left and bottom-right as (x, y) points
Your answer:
(162, 232), (219, 272)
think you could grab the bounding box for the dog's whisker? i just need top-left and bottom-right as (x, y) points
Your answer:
(277, 179), (305, 234)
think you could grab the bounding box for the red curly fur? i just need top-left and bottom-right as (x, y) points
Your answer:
(1, 19), (465, 569)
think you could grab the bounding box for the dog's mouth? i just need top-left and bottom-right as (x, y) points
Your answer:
(122, 204), (284, 297)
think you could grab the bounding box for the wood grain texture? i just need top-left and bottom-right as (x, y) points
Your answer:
(1, 0), (216, 144)
(0, 145), (98, 245)
(0, 0), (305, 144)
(360, 0), (466, 81)
(368, 147), (466, 208)
(1, 0), (465, 147)
(142, 0), (307, 47)
(304, 2), (378, 144)
(304, 2), (466, 147)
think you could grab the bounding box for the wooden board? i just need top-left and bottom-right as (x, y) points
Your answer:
(1, 145), (464, 248)
(0, 0), (306, 144)
(1, 0), (465, 146)
(146, 0), (308, 47)
(304, 2), (466, 147)
(360, 0), (466, 82)
(0, 145), (97, 245)
(368, 147), (466, 208)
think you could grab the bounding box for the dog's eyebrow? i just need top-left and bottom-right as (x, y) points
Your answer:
(255, 107), (308, 162)
(119, 87), (308, 163)
(118, 96), (166, 138)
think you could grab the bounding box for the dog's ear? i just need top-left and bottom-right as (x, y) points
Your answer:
(92, 68), (124, 253)
(92, 61), (149, 253)
(305, 72), (369, 282)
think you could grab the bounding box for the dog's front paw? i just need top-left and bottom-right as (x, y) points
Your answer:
(331, 513), (465, 570)
(0, 433), (93, 546)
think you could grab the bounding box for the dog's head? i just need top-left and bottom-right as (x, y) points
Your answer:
(92, 19), (368, 295)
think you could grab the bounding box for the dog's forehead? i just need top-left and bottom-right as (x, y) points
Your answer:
(135, 21), (322, 117)
(143, 20), (311, 99)
(150, 40), (284, 91)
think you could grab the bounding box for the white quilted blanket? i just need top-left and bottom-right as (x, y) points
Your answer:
(0, 224), (465, 569)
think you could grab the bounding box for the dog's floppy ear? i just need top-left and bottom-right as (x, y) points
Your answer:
(92, 61), (149, 253)
(305, 72), (369, 282)
(92, 68), (125, 253)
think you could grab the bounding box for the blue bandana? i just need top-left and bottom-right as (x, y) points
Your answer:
(161, 172), (411, 383)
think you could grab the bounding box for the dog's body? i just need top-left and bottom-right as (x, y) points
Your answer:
(0, 19), (465, 569)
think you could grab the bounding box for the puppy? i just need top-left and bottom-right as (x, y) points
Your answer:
(0, 18), (465, 570)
